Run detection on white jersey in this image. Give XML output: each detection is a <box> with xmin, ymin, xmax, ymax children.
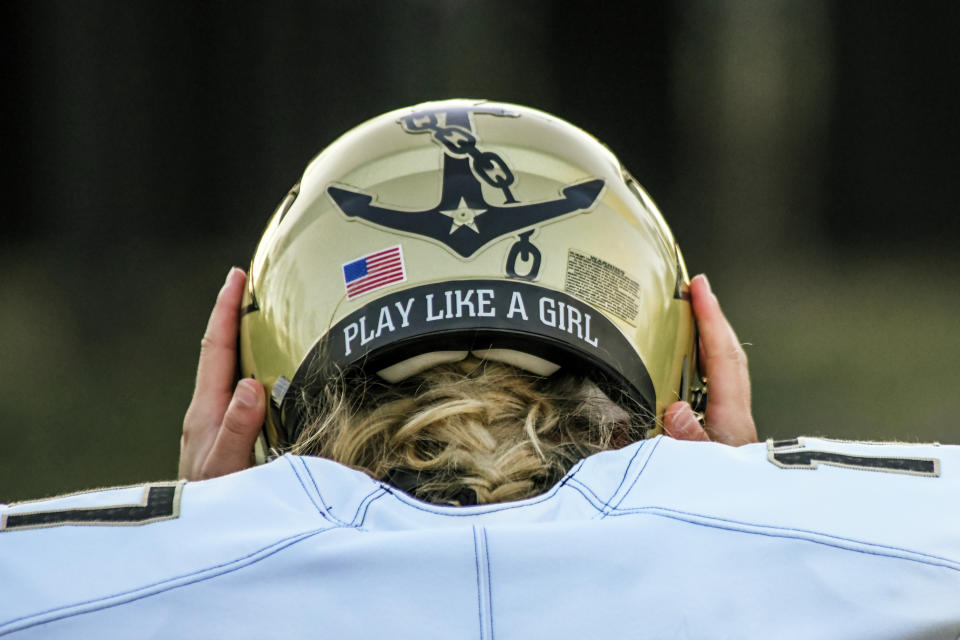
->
<box><xmin>2</xmin><ymin>436</ymin><xmax>959</xmax><ymax>639</ymax></box>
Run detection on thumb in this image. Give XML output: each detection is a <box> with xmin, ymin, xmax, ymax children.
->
<box><xmin>200</xmin><ymin>378</ymin><xmax>265</xmax><ymax>479</ymax></box>
<box><xmin>663</xmin><ymin>401</ymin><xmax>710</xmax><ymax>442</ymax></box>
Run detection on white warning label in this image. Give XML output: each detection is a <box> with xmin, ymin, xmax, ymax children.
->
<box><xmin>564</xmin><ymin>249</ymin><xmax>641</xmax><ymax>324</ymax></box>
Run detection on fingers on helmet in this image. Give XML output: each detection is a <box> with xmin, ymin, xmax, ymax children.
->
<box><xmin>201</xmin><ymin>379</ymin><xmax>264</xmax><ymax>479</ymax></box>
<box><xmin>195</xmin><ymin>268</ymin><xmax>247</xmax><ymax>400</ymax></box>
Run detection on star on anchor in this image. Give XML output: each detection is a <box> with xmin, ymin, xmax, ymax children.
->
<box><xmin>438</xmin><ymin>197</ymin><xmax>486</xmax><ymax>234</ymax></box>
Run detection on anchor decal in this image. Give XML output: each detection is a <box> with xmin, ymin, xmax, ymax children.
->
<box><xmin>327</xmin><ymin>106</ymin><xmax>604</xmax><ymax>258</ymax></box>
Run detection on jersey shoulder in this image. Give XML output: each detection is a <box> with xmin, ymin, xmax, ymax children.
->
<box><xmin>0</xmin><ymin>457</ymin><xmax>344</xmax><ymax>634</ymax></box>
<box><xmin>605</xmin><ymin>436</ymin><xmax>960</xmax><ymax>563</ymax></box>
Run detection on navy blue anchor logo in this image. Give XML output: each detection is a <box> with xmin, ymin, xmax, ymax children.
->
<box><xmin>327</xmin><ymin>106</ymin><xmax>605</xmax><ymax>262</ymax></box>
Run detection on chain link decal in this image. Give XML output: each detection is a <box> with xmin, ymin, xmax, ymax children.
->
<box><xmin>401</xmin><ymin>112</ymin><xmax>518</xmax><ymax>203</ymax></box>
<box><xmin>505</xmin><ymin>229</ymin><xmax>542</xmax><ymax>280</ymax></box>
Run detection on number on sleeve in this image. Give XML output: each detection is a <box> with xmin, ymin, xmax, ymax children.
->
<box><xmin>1</xmin><ymin>482</ymin><xmax>183</xmax><ymax>532</ymax></box>
<box><xmin>767</xmin><ymin>438</ymin><xmax>939</xmax><ymax>477</ymax></box>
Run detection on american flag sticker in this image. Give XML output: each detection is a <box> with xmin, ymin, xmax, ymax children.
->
<box><xmin>342</xmin><ymin>245</ymin><xmax>407</xmax><ymax>299</ymax></box>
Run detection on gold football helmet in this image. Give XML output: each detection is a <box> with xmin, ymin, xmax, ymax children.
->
<box><xmin>240</xmin><ymin>99</ymin><xmax>699</xmax><ymax>456</ymax></box>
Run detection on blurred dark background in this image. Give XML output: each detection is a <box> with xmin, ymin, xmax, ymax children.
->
<box><xmin>2</xmin><ymin>1</ymin><xmax>958</xmax><ymax>501</ymax></box>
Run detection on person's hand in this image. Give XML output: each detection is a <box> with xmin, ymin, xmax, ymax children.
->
<box><xmin>663</xmin><ymin>274</ymin><xmax>757</xmax><ymax>446</ymax></box>
<box><xmin>179</xmin><ymin>268</ymin><xmax>265</xmax><ymax>480</ymax></box>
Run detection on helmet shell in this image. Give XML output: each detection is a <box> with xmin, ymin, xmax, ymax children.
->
<box><xmin>240</xmin><ymin>99</ymin><xmax>696</xmax><ymax>449</ymax></box>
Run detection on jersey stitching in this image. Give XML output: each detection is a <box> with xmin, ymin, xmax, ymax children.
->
<box><xmin>292</xmin><ymin>456</ymin><xmax>346</xmax><ymax>524</ymax></box>
<box><xmin>563</xmin><ymin>478</ymin><xmax>612</xmax><ymax>513</ymax></box>
<box><xmin>365</xmin><ymin>480</ymin><xmax>607</xmax><ymax>523</ymax></box>
<box><xmin>0</xmin><ymin>526</ymin><xmax>343</xmax><ymax>635</ymax></box>
<box><xmin>282</xmin><ymin>456</ymin><xmax>336</xmax><ymax>523</ymax></box>
<box><xmin>558</xmin><ymin>457</ymin><xmax>587</xmax><ymax>485</ymax></box>
<box><xmin>294</xmin><ymin>455</ymin><xmax>376</xmax><ymax>528</ymax></box>
<box><xmin>471</xmin><ymin>526</ymin><xmax>494</xmax><ymax>640</ymax></box>
<box><xmin>556</xmin><ymin>459</ymin><xmax>600</xmax><ymax>502</ymax></box>
<box><xmin>607</xmin><ymin>436</ymin><xmax>663</xmax><ymax>514</ymax></box>
<box><xmin>375</xmin><ymin>480</ymin><xmax>566</xmax><ymax>516</ymax></box>
<box><xmin>290</xmin><ymin>450</ymin><xmax>612</xmax><ymax>522</ymax></box>
<box><xmin>605</xmin><ymin>506</ymin><xmax>960</xmax><ymax>572</ymax></box>
<box><xmin>593</xmin><ymin>437</ymin><xmax>657</xmax><ymax>517</ymax></box>
<box><xmin>483</xmin><ymin>527</ymin><xmax>495</xmax><ymax>640</ymax></box>
<box><xmin>355</xmin><ymin>490</ymin><xmax>389</xmax><ymax>528</ymax></box>
<box><xmin>597</xmin><ymin>442</ymin><xmax>644</xmax><ymax>512</ymax></box>
<box><xmin>472</xmin><ymin>527</ymin><xmax>484</xmax><ymax>640</ymax></box>
<box><xmin>293</xmin><ymin>455</ymin><xmax>594</xmax><ymax>520</ymax></box>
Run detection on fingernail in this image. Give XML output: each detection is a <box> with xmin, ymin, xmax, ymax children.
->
<box><xmin>698</xmin><ymin>274</ymin><xmax>712</xmax><ymax>294</ymax></box>
<box><xmin>667</xmin><ymin>404</ymin><xmax>699</xmax><ymax>438</ymax></box>
<box><xmin>680</xmin><ymin>407</ymin><xmax>701</xmax><ymax>433</ymax></box>
<box><xmin>234</xmin><ymin>379</ymin><xmax>257</xmax><ymax>407</ymax></box>
<box><xmin>663</xmin><ymin>402</ymin><xmax>687</xmax><ymax>437</ymax></box>
<box><xmin>223</xmin><ymin>267</ymin><xmax>241</xmax><ymax>287</ymax></box>
<box><xmin>219</xmin><ymin>267</ymin><xmax>242</xmax><ymax>298</ymax></box>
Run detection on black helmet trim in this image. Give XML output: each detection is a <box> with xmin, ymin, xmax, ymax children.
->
<box><xmin>276</xmin><ymin>279</ymin><xmax>656</xmax><ymax>446</ymax></box>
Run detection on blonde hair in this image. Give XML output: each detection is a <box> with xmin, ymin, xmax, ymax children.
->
<box><xmin>291</xmin><ymin>357</ymin><xmax>654</xmax><ymax>506</ymax></box>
